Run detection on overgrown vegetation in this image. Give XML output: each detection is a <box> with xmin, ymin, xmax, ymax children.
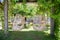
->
<box><xmin>0</xmin><ymin>0</ymin><xmax>60</xmax><ymax>40</ymax></box>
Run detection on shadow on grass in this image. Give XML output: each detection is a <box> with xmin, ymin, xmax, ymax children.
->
<box><xmin>0</xmin><ymin>31</ymin><xmax>56</xmax><ymax>40</ymax></box>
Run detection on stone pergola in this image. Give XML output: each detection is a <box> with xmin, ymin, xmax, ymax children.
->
<box><xmin>2</xmin><ymin>0</ymin><xmax>54</xmax><ymax>36</ymax></box>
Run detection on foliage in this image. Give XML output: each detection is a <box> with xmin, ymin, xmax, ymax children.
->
<box><xmin>51</xmin><ymin>0</ymin><xmax>60</xmax><ymax>40</ymax></box>
<box><xmin>12</xmin><ymin>4</ymin><xmax>37</xmax><ymax>17</ymax></box>
<box><xmin>37</xmin><ymin>0</ymin><xmax>60</xmax><ymax>40</ymax></box>
<box><xmin>0</xmin><ymin>0</ymin><xmax>4</xmax><ymax>11</ymax></box>
<box><xmin>0</xmin><ymin>0</ymin><xmax>60</xmax><ymax>40</ymax></box>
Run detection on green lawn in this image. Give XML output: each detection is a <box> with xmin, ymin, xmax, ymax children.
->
<box><xmin>0</xmin><ymin>31</ymin><xmax>56</xmax><ymax>40</ymax></box>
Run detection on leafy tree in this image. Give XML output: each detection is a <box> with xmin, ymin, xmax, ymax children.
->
<box><xmin>37</xmin><ymin>0</ymin><xmax>60</xmax><ymax>39</ymax></box>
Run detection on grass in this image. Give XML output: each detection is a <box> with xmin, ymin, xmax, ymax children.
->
<box><xmin>0</xmin><ymin>31</ymin><xmax>56</xmax><ymax>40</ymax></box>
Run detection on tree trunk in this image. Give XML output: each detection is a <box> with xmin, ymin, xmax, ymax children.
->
<box><xmin>4</xmin><ymin>0</ymin><xmax>8</xmax><ymax>36</ymax></box>
<box><xmin>50</xmin><ymin>6</ymin><xmax>55</xmax><ymax>36</ymax></box>
<box><xmin>50</xmin><ymin>18</ymin><xmax>54</xmax><ymax>36</ymax></box>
